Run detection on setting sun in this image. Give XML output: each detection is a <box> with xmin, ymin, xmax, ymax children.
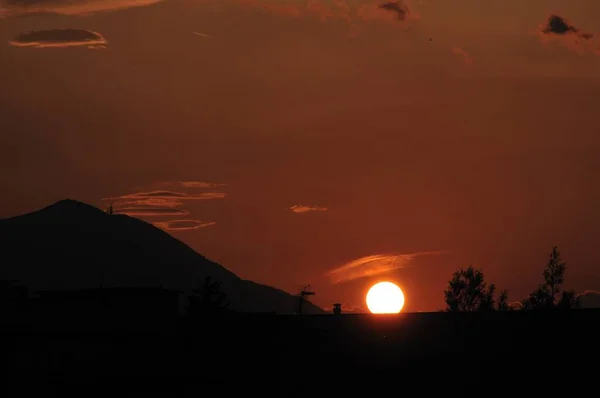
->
<box><xmin>366</xmin><ymin>282</ymin><xmax>405</xmax><ymax>314</ymax></box>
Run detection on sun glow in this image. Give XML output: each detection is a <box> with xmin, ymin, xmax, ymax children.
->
<box><xmin>366</xmin><ymin>281</ymin><xmax>405</xmax><ymax>314</ymax></box>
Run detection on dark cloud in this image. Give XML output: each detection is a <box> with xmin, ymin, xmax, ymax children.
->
<box><xmin>0</xmin><ymin>0</ymin><xmax>162</xmax><ymax>17</ymax></box>
<box><xmin>541</xmin><ymin>15</ymin><xmax>591</xmax><ymax>38</ymax></box>
<box><xmin>379</xmin><ymin>1</ymin><xmax>410</xmax><ymax>21</ymax></box>
<box><xmin>9</xmin><ymin>29</ymin><xmax>107</xmax><ymax>49</ymax></box>
<box><xmin>538</xmin><ymin>14</ymin><xmax>598</xmax><ymax>55</ymax></box>
<box><xmin>153</xmin><ymin>220</ymin><xmax>216</xmax><ymax>231</ymax></box>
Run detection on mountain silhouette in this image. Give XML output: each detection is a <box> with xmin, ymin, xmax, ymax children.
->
<box><xmin>0</xmin><ymin>199</ymin><xmax>322</xmax><ymax>314</ymax></box>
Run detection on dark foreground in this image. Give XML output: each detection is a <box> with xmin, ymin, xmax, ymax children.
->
<box><xmin>3</xmin><ymin>310</ymin><xmax>600</xmax><ymax>396</ymax></box>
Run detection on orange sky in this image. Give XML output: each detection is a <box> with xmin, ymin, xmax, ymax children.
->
<box><xmin>1</xmin><ymin>0</ymin><xmax>600</xmax><ymax>311</ymax></box>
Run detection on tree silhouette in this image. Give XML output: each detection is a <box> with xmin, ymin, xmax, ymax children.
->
<box><xmin>522</xmin><ymin>246</ymin><xmax>579</xmax><ymax>309</ymax></box>
<box><xmin>187</xmin><ymin>276</ymin><xmax>229</xmax><ymax>315</ymax></box>
<box><xmin>558</xmin><ymin>290</ymin><xmax>579</xmax><ymax>309</ymax></box>
<box><xmin>444</xmin><ymin>266</ymin><xmax>506</xmax><ymax>311</ymax></box>
<box><xmin>497</xmin><ymin>289</ymin><xmax>510</xmax><ymax>311</ymax></box>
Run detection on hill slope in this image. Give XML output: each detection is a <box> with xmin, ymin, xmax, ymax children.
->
<box><xmin>0</xmin><ymin>199</ymin><xmax>322</xmax><ymax>314</ymax></box>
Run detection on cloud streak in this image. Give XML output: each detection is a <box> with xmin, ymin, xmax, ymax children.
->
<box><xmin>326</xmin><ymin>251</ymin><xmax>446</xmax><ymax>284</ymax></box>
<box><xmin>9</xmin><ymin>29</ymin><xmax>107</xmax><ymax>49</ymax></box>
<box><xmin>289</xmin><ymin>204</ymin><xmax>328</xmax><ymax>213</ymax></box>
<box><xmin>107</xmin><ymin>190</ymin><xmax>226</xmax><ymax>201</ymax></box>
<box><xmin>116</xmin><ymin>206</ymin><xmax>189</xmax><ymax>217</ymax></box>
<box><xmin>0</xmin><ymin>0</ymin><xmax>162</xmax><ymax>17</ymax></box>
<box><xmin>153</xmin><ymin>219</ymin><xmax>216</xmax><ymax>231</ymax></box>
<box><xmin>193</xmin><ymin>32</ymin><xmax>211</xmax><ymax>38</ymax></box>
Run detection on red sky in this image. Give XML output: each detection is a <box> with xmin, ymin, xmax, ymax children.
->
<box><xmin>1</xmin><ymin>0</ymin><xmax>600</xmax><ymax>311</ymax></box>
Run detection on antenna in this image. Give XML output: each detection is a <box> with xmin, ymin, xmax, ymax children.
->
<box><xmin>297</xmin><ymin>284</ymin><xmax>315</xmax><ymax>315</ymax></box>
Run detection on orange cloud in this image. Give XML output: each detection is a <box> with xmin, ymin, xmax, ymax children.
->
<box><xmin>104</xmin><ymin>190</ymin><xmax>226</xmax><ymax>202</ymax></box>
<box><xmin>289</xmin><ymin>204</ymin><xmax>328</xmax><ymax>213</ymax></box>
<box><xmin>509</xmin><ymin>301</ymin><xmax>523</xmax><ymax>310</ymax></box>
<box><xmin>0</xmin><ymin>0</ymin><xmax>162</xmax><ymax>17</ymax></box>
<box><xmin>153</xmin><ymin>219</ymin><xmax>216</xmax><ymax>231</ymax></box>
<box><xmin>116</xmin><ymin>206</ymin><xmax>190</xmax><ymax>217</ymax></box>
<box><xmin>577</xmin><ymin>290</ymin><xmax>600</xmax><ymax>308</ymax></box>
<box><xmin>146</xmin><ymin>181</ymin><xmax>226</xmax><ymax>190</ymax></box>
<box><xmin>452</xmin><ymin>47</ymin><xmax>473</xmax><ymax>66</ymax></box>
<box><xmin>326</xmin><ymin>251</ymin><xmax>446</xmax><ymax>284</ymax></box>
<box><xmin>9</xmin><ymin>29</ymin><xmax>107</xmax><ymax>49</ymax></box>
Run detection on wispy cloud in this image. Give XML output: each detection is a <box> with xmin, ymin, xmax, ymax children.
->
<box><xmin>9</xmin><ymin>29</ymin><xmax>107</xmax><ymax>49</ymax></box>
<box><xmin>116</xmin><ymin>206</ymin><xmax>189</xmax><ymax>217</ymax></box>
<box><xmin>537</xmin><ymin>14</ymin><xmax>599</xmax><ymax>56</ymax></box>
<box><xmin>452</xmin><ymin>47</ymin><xmax>473</xmax><ymax>66</ymax></box>
<box><xmin>193</xmin><ymin>32</ymin><xmax>211</xmax><ymax>38</ymax></box>
<box><xmin>153</xmin><ymin>219</ymin><xmax>216</xmax><ymax>231</ymax></box>
<box><xmin>289</xmin><ymin>204</ymin><xmax>328</xmax><ymax>213</ymax></box>
<box><xmin>0</xmin><ymin>0</ymin><xmax>163</xmax><ymax>17</ymax></box>
<box><xmin>106</xmin><ymin>191</ymin><xmax>226</xmax><ymax>201</ymax></box>
<box><xmin>326</xmin><ymin>251</ymin><xmax>446</xmax><ymax>284</ymax></box>
<box><xmin>102</xmin><ymin>180</ymin><xmax>225</xmax><ymax>222</ymax></box>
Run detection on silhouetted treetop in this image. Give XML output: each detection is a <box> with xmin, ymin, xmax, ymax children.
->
<box><xmin>522</xmin><ymin>246</ymin><xmax>579</xmax><ymax>310</ymax></box>
<box><xmin>444</xmin><ymin>266</ymin><xmax>508</xmax><ymax>312</ymax></box>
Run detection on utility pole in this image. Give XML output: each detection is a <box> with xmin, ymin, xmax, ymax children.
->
<box><xmin>297</xmin><ymin>285</ymin><xmax>315</xmax><ymax>315</ymax></box>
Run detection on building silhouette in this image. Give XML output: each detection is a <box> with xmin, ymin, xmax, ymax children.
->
<box><xmin>333</xmin><ymin>303</ymin><xmax>342</xmax><ymax>315</ymax></box>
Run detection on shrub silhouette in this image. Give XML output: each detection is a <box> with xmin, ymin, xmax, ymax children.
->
<box><xmin>187</xmin><ymin>276</ymin><xmax>229</xmax><ymax>315</ymax></box>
